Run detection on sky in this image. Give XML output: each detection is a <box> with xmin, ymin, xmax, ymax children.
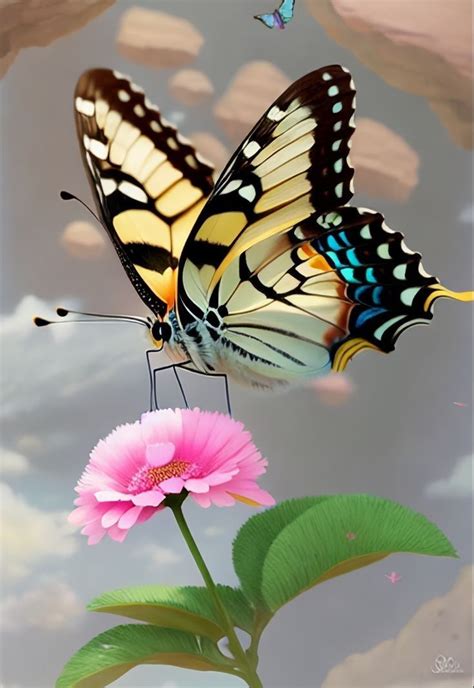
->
<box><xmin>0</xmin><ymin>1</ymin><xmax>472</xmax><ymax>687</ymax></box>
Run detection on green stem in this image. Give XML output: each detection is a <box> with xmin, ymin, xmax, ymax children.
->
<box><xmin>171</xmin><ymin>502</ymin><xmax>263</xmax><ymax>688</ymax></box>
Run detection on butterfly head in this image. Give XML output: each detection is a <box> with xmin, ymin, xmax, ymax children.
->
<box><xmin>150</xmin><ymin>318</ymin><xmax>172</xmax><ymax>350</ymax></box>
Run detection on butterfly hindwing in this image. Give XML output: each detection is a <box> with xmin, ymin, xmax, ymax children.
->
<box><xmin>206</xmin><ymin>206</ymin><xmax>450</xmax><ymax>385</ymax></box>
<box><xmin>74</xmin><ymin>68</ymin><xmax>215</xmax><ymax>316</ymax></box>
<box><xmin>178</xmin><ymin>64</ymin><xmax>356</xmax><ymax>327</ymax></box>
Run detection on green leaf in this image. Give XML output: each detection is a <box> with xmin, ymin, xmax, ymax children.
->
<box><xmin>88</xmin><ymin>585</ymin><xmax>253</xmax><ymax>640</ymax></box>
<box><xmin>233</xmin><ymin>497</ymin><xmax>329</xmax><ymax>606</ymax></box>
<box><xmin>234</xmin><ymin>494</ymin><xmax>457</xmax><ymax>613</ymax></box>
<box><xmin>56</xmin><ymin>624</ymin><xmax>229</xmax><ymax>688</ymax></box>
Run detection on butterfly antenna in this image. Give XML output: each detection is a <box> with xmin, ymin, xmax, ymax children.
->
<box><xmin>60</xmin><ymin>190</ymin><xmax>102</xmax><ymax>226</ymax></box>
<box><xmin>55</xmin><ymin>307</ymin><xmax>150</xmax><ymax>327</ymax></box>
<box><xmin>34</xmin><ymin>308</ymin><xmax>150</xmax><ymax>329</ymax></box>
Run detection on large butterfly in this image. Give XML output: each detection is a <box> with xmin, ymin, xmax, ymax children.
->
<box><xmin>45</xmin><ymin>66</ymin><xmax>472</xmax><ymax>408</ymax></box>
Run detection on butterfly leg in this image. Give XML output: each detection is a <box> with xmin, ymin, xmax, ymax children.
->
<box><xmin>145</xmin><ymin>349</ymin><xmax>155</xmax><ymax>412</ymax></box>
<box><xmin>173</xmin><ymin>367</ymin><xmax>190</xmax><ymax>409</ymax></box>
<box><xmin>179</xmin><ymin>366</ymin><xmax>233</xmax><ymax>416</ymax></box>
<box><xmin>146</xmin><ymin>358</ymin><xmax>192</xmax><ymax>411</ymax></box>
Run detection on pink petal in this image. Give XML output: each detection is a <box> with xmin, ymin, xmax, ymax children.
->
<box><xmin>209</xmin><ymin>491</ymin><xmax>236</xmax><ymax>507</ymax></box>
<box><xmin>131</xmin><ymin>490</ymin><xmax>166</xmax><ymax>507</ymax></box>
<box><xmin>146</xmin><ymin>442</ymin><xmax>176</xmax><ymax>467</ymax></box>
<box><xmin>88</xmin><ymin>531</ymin><xmax>106</xmax><ymax>545</ymax></box>
<box><xmin>205</xmin><ymin>471</ymin><xmax>237</xmax><ymax>486</ymax></box>
<box><xmin>95</xmin><ymin>490</ymin><xmax>132</xmax><ymax>503</ymax></box>
<box><xmin>159</xmin><ymin>477</ymin><xmax>184</xmax><ymax>493</ymax></box>
<box><xmin>68</xmin><ymin>506</ymin><xmax>94</xmax><ymax>525</ymax></box>
<box><xmin>107</xmin><ymin>524</ymin><xmax>129</xmax><ymax>542</ymax></box>
<box><xmin>101</xmin><ymin>504</ymin><xmax>129</xmax><ymax>528</ymax></box>
<box><xmin>229</xmin><ymin>487</ymin><xmax>276</xmax><ymax>507</ymax></box>
<box><xmin>118</xmin><ymin>505</ymin><xmax>143</xmax><ymax>529</ymax></box>
<box><xmin>184</xmin><ymin>478</ymin><xmax>210</xmax><ymax>494</ymax></box>
<box><xmin>190</xmin><ymin>492</ymin><xmax>212</xmax><ymax>508</ymax></box>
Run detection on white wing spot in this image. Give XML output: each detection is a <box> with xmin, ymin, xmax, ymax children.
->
<box><xmin>322</xmin><ymin>72</ymin><xmax>333</xmax><ymax>81</ymax></box>
<box><xmin>75</xmin><ymin>97</ymin><xmax>95</xmax><ymax>116</ymax></box>
<box><xmin>177</xmin><ymin>133</ymin><xmax>191</xmax><ymax>145</ymax></box>
<box><xmin>118</xmin><ymin>90</ymin><xmax>131</xmax><ymax>102</ymax></box>
<box><xmin>134</xmin><ymin>104</ymin><xmax>145</xmax><ymax>117</ymax></box>
<box><xmin>238</xmin><ymin>185</ymin><xmax>256</xmax><ymax>203</ymax></box>
<box><xmin>334</xmin><ymin>121</ymin><xmax>342</xmax><ymax>132</ymax></box>
<box><xmin>243</xmin><ymin>141</ymin><xmax>261</xmax><ymax>158</ymax></box>
<box><xmin>89</xmin><ymin>139</ymin><xmax>108</xmax><ymax>160</ymax></box>
<box><xmin>400</xmin><ymin>287</ymin><xmax>420</xmax><ymax>306</ymax></box>
<box><xmin>377</xmin><ymin>243</ymin><xmax>391</xmax><ymax>260</ymax></box>
<box><xmin>328</xmin><ymin>85</ymin><xmax>339</xmax><ymax>96</ymax></box>
<box><xmin>150</xmin><ymin>121</ymin><xmax>162</xmax><ymax>133</ymax></box>
<box><xmin>335</xmin><ymin>182</ymin><xmax>343</xmax><ymax>198</ymax></box>
<box><xmin>82</xmin><ymin>134</ymin><xmax>91</xmax><ymax>150</ymax></box>
<box><xmin>100</xmin><ymin>178</ymin><xmax>117</xmax><ymax>196</ymax></box>
<box><xmin>400</xmin><ymin>240</ymin><xmax>415</xmax><ymax>255</ymax></box>
<box><xmin>113</xmin><ymin>70</ymin><xmax>126</xmax><ymax>80</ymax></box>
<box><xmin>196</xmin><ymin>152</ymin><xmax>213</xmax><ymax>166</ymax></box>
<box><xmin>167</xmin><ymin>138</ymin><xmax>178</xmax><ymax>150</ymax></box>
<box><xmin>118</xmin><ymin>181</ymin><xmax>148</xmax><ymax>203</ymax></box>
<box><xmin>393</xmin><ymin>264</ymin><xmax>407</xmax><ymax>280</ymax></box>
<box><xmin>221</xmin><ymin>180</ymin><xmax>242</xmax><ymax>195</ymax></box>
<box><xmin>267</xmin><ymin>105</ymin><xmax>285</xmax><ymax>122</ymax></box>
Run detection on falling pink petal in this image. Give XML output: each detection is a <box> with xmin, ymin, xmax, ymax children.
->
<box><xmin>346</xmin><ymin>531</ymin><xmax>357</xmax><ymax>541</ymax></box>
<box><xmin>311</xmin><ymin>373</ymin><xmax>355</xmax><ymax>406</ymax></box>
<box><xmin>452</xmin><ymin>401</ymin><xmax>468</xmax><ymax>407</ymax></box>
<box><xmin>385</xmin><ymin>572</ymin><xmax>402</xmax><ymax>584</ymax></box>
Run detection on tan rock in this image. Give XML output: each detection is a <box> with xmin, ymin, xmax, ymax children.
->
<box><xmin>214</xmin><ymin>61</ymin><xmax>291</xmax><ymax>142</ymax></box>
<box><xmin>169</xmin><ymin>69</ymin><xmax>214</xmax><ymax>106</ymax></box>
<box><xmin>116</xmin><ymin>7</ymin><xmax>204</xmax><ymax>70</ymax></box>
<box><xmin>61</xmin><ymin>221</ymin><xmax>106</xmax><ymax>259</ymax></box>
<box><xmin>0</xmin><ymin>0</ymin><xmax>115</xmax><ymax>78</ymax></box>
<box><xmin>322</xmin><ymin>565</ymin><xmax>473</xmax><ymax>687</ymax></box>
<box><xmin>351</xmin><ymin>118</ymin><xmax>419</xmax><ymax>203</ymax></box>
<box><xmin>311</xmin><ymin>374</ymin><xmax>355</xmax><ymax>406</ymax></box>
<box><xmin>189</xmin><ymin>132</ymin><xmax>230</xmax><ymax>174</ymax></box>
<box><xmin>304</xmin><ymin>0</ymin><xmax>473</xmax><ymax>149</ymax></box>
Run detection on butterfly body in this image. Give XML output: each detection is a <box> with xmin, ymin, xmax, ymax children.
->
<box><xmin>69</xmin><ymin>66</ymin><xmax>472</xmax><ymax>398</ymax></box>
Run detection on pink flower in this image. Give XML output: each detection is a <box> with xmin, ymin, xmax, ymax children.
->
<box><xmin>69</xmin><ymin>408</ymin><xmax>275</xmax><ymax>544</ymax></box>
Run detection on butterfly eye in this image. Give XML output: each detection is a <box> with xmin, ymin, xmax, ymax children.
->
<box><xmin>151</xmin><ymin>320</ymin><xmax>172</xmax><ymax>343</ymax></box>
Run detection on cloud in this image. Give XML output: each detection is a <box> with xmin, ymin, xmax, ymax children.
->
<box><xmin>322</xmin><ymin>566</ymin><xmax>473</xmax><ymax>687</ymax></box>
<box><xmin>1</xmin><ymin>579</ymin><xmax>83</xmax><ymax>631</ymax></box>
<box><xmin>0</xmin><ymin>483</ymin><xmax>78</xmax><ymax>582</ymax></box>
<box><xmin>424</xmin><ymin>454</ymin><xmax>473</xmax><ymax>498</ymax></box>
<box><xmin>135</xmin><ymin>543</ymin><xmax>183</xmax><ymax>568</ymax></box>
<box><xmin>0</xmin><ymin>446</ymin><xmax>30</xmax><ymax>476</ymax></box>
<box><xmin>0</xmin><ymin>295</ymin><xmax>149</xmax><ymax>421</ymax></box>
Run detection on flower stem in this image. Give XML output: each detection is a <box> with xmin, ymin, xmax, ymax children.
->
<box><xmin>171</xmin><ymin>503</ymin><xmax>263</xmax><ymax>688</ymax></box>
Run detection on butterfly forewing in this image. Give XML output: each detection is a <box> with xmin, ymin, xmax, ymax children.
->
<box><xmin>74</xmin><ymin>68</ymin><xmax>214</xmax><ymax>316</ymax></box>
<box><xmin>178</xmin><ymin>65</ymin><xmax>356</xmax><ymax>326</ymax></box>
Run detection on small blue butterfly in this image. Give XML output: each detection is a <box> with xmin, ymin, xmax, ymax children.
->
<box><xmin>254</xmin><ymin>0</ymin><xmax>295</xmax><ymax>29</ymax></box>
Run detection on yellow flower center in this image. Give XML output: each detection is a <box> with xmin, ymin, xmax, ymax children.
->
<box><xmin>146</xmin><ymin>460</ymin><xmax>190</xmax><ymax>486</ymax></box>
